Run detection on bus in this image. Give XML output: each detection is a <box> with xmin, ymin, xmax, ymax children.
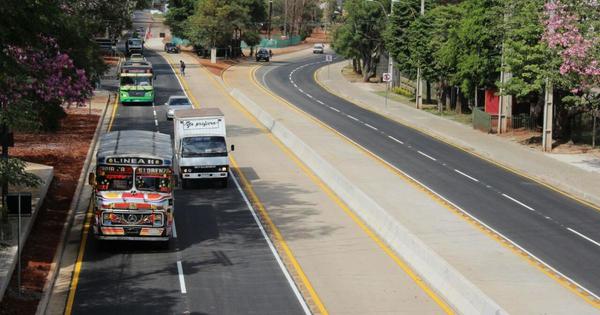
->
<box><xmin>119</xmin><ymin>63</ymin><xmax>154</xmax><ymax>105</ymax></box>
<box><xmin>89</xmin><ymin>130</ymin><xmax>175</xmax><ymax>243</ymax></box>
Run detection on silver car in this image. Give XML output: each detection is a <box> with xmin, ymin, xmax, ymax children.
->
<box><xmin>165</xmin><ymin>96</ymin><xmax>192</xmax><ymax>119</ymax></box>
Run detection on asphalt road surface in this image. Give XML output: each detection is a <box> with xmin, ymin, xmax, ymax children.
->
<box><xmin>258</xmin><ymin>54</ymin><xmax>600</xmax><ymax>298</ymax></box>
<box><xmin>69</xmin><ymin>20</ymin><xmax>307</xmax><ymax>315</ymax></box>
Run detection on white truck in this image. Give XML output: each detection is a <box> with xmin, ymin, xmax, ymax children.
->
<box><xmin>173</xmin><ymin>108</ymin><xmax>233</xmax><ymax>188</ymax></box>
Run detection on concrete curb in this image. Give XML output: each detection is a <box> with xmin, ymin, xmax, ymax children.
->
<box><xmin>229</xmin><ymin>88</ymin><xmax>507</xmax><ymax>315</ymax></box>
<box><xmin>35</xmin><ymin>93</ymin><xmax>112</xmax><ymax>315</ymax></box>
<box><xmin>316</xmin><ymin>62</ymin><xmax>600</xmax><ymax>210</ymax></box>
<box><xmin>0</xmin><ymin>166</ymin><xmax>53</xmax><ymax>302</ymax></box>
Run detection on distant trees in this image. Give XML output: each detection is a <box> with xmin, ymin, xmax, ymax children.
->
<box><xmin>332</xmin><ymin>0</ymin><xmax>600</xmax><ymax>141</ymax></box>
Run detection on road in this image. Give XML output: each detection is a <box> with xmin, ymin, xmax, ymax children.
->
<box><xmin>258</xmin><ymin>54</ymin><xmax>600</xmax><ymax>297</ymax></box>
<box><xmin>69</xmin><ymin>18</ymin><xmax>307</xmax><ymax>315</ymax></box>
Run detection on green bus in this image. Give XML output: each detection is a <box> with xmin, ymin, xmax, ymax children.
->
<box><xmin>119</xmin><ymin>70</ymin><xmax>154</xmax><ymax>105</ymax></box>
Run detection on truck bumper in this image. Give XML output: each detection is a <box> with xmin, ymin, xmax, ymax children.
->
<box><xmin>181</xmin><ymin>172</ymin><xmax>228</xmax><ymax>179</ymax></box>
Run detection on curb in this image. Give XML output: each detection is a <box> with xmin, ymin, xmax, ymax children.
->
<box><xmin>228</xmin><ymin>88</ymin><xmax>506</xmax><ymax>315</ymax></box>
<box><xmin>0</xmin><ymin>166</ymin><xmax>53</xmax><ymax>302</ymax></box>
<box><xmin>35</xmin><ymin>93</ymin><xmax>112</xmax><ymax>315</ymax></box>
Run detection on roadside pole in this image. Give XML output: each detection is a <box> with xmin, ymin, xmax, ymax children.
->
<box><xmin>382</xmin><ymin>72</ymin><xmax>392</xmax><ymax>110</ymax></box>
<box><xmin>17</xmin><ymin>195</ymin><xmax>21</xmax><ymax>297</ymax></box>
<box><xmin>326</xmin><ymin>54</ymin><xmax>333</xmax><ymax>79</ymax></box>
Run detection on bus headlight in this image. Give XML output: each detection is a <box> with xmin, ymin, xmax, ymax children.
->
<box><xmin>153</xmin><ymin>213</ymin><xmax>163</xmax><ymax>227</ymax></box>
<box><xmin>218</xmin><ymin>166</ymin><xmax>228</xmax><ymax>172</ymax></box>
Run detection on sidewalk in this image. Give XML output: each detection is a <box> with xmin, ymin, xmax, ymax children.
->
<box><xmin>0</xmin><ymin>163</ymin><xmax>53</xmax><ymax>301</ymax></box>
<box><xmin>317</xmin><ymin>60</ymin><xmax>600</xmax><ymax>208</ymax></box>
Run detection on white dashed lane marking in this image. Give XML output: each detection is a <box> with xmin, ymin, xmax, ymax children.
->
<box><xmin>329</xmin><ymin>107</ymin><xmax>340</xmax><ymax>112</ymax></box>
<box><xmin>502</xmin><ymin>194</ymin><xmax>535</xmax><ymax>211</ymax></box>
<box><xmin>567</xmin><ymin>228</ymin><xmax>600</xmax><ymax>247</ymax></box>
<box><xmin>347</xmin><ymin>115</ymin><xmax>360</xmax><ymax>122</ymax></box>
<box><xmin>388</xmin><ymin>135</ymin><xmax>404</xmax><ymax>144</ymax></box>
<box><xmin>364</xmin><ymin>123</ymin><xmax>378</xmax><ymax>131</ymax></box>
<box><xmin>177</xmin><ymin>261</ymin><xmax>187</xmax><ymax>294</ymax></box>
<box><xmin>417</xmin><ymin>151</ymin><xmax>437</xmax><ymax>161</ymax></box>
<box><xmin>454</xmin><ymin>169</ymin><xmax>480</xmax><ymax>182</ymax></box>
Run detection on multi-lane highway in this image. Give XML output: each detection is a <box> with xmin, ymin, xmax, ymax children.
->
<box><xmin>257</xmin><ymin>54</ymin><xmax>600</xmax><ymax>298</ymax></box>
<box><xmin>68</xmin><ymin>20</ymin><xmax>307</xmax><ymax>315</ymax></box>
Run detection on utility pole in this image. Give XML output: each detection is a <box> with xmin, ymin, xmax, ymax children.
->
<box><xmin>387</xmin><ymin>0</ymin><xmax>398</xmax><ymax>94</ymax></box>
<box><xmin>415</xmin><ymin>0</ymin><xmax>425</xmax><ymax>109</ymax></box>
<box><xmin>542</xmin><ymin>78</ymin><xmax>554</xmax><ymax>152</ymax></box>
<box><xmin>268</xmin><ymin>0</ymin><xmax>273</xmax><ymax>40</ymax></box>
<box><xmin>284</xmin><ymin>0</ymin><xmax>288</xmax><ymax>37</ymax></box>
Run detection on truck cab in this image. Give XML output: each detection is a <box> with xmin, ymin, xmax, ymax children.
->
<box><xmin>173</xmin><ymin>108</ymin><xmax>233</xmax><ymax>188</ymax></box>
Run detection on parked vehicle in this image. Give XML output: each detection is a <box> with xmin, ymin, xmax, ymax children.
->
<box><xmin>164</xmin><ymin>42</ymin><xmax>180</xmax><ymax>54</ymax></box>
<box><xmin>256</xmin><ymin>48</ymin><xmax>270</xmax><ymax>62</ymax></box>
<box><xmin>173</xmin><ymin>108</ymin><xmax>233</xmax><ymax>188</ymax></box>
<box><xmin>313</xmin><ymin>43</ymin><xmax>325</xmax><ymax>54</ymax></box>
<box><xmin>88</xmin><ymin>130</ymin><xmax>175</xmax><ymax>244</ymax></box>
<box><xmin>165</xmin><ymin>95</ymin><xmax>192</xmax><ymax>119</ymax></box>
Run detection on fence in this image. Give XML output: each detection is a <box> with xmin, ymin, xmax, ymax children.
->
<box><xmin>246</xmin><ymin>35</ymin><xmax>302</xmax><ymax>48</ymax></box>
<box><xmin>510</xmin><ymin>113</ymin><xmax>537</xmax><ymax>131</ymax></box>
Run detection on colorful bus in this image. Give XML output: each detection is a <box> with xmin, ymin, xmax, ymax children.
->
<box><xmin>89</xmin><ymin>130</ymin><xmax>175</xmax><ymax>243</ymax></box>
<box><xmin>119</xmin><ymin>63</ymin><xmax>154</xmax><ymax>105</ymax></box>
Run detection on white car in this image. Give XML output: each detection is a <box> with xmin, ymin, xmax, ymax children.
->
<box><xmin>165</xmin><ymin>96</ymin><xmax>192</xmax><ymax>119</ymax></box>
<box><xmin>129</xmin><ymin>53</ymin><xmax>145</xmax><ymax>61</ymax></box>
<box><xmin>313</xmin><ymin>43</ymin><xmax>325</xmax><ymax>54</ymax></box>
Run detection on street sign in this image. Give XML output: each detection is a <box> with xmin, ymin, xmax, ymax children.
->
<box><xmin>325</xmin><ymin>54</ymin><xmax>333</xmax><ymax>62</ymax></box>
<box><xmin>382</xmin><ymin>72</ymin><xmax>392</xmax><ymax>82</ymax></box>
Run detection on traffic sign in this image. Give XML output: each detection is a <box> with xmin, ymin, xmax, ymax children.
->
<box><xmin>382</xmin><ymin>72</ymin><xmax>392</xmax><ymax>82</ymax></box>
<box><xmin>325</xmin><ymin>54</ymin><xmax>333</xmax><ymax>62</ymax></box>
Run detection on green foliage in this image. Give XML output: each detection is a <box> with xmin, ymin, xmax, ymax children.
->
<box><xmin>185</xmin><ymin>0</ymin><xmax>249</xmax><ymax>48</ymax></box>
<box><xmin>392</xmin><ymin>86</ymin><xmax>414</xmax><ymax>97</ymax></box>
<box><xmin>332</xmin><ymin>0</ymin><xmax>387</xmax><ymax>81</ymax></box>
<box><xmin>0</xmin><ymin>158</ymin><xmax>41</xmax><ymax>189</ymax></box>
<box><xmin>384</xmin><ymin>0</ymin><xmax>422</xmax><ymax>78</ymax></box>
<box><xmin>165</xmin><ymin>0</ymin><xmax>196</xmax><ymax>39</ymax></box>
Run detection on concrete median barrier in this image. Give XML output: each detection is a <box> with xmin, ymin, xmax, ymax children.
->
<box><xmin>229</xmin><ymin>88</ymin><xmax>507</xmax><ymax>315</ymax></box>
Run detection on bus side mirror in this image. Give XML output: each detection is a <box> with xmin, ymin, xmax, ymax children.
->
<box><xmin>230</xmin><ymin>144</ymin><xmax>235</xmax><ymax>152</ymax></box>
<box><xmin>88</xmin><ymin>172</ymin><xmax>96</xmax><ymax>186</ymax></box>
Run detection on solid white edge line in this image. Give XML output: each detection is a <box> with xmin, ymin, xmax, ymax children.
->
<box><xmin>567</xmin><ymin>228</ymin><xmax>600</xmax><ymax>247</ymax></box>
<box><xmin>300</xmin><ymin>118</ymin><xmax>600</xmax><ymax>300</ymax></box>
<box><xmin>230</xmin><ymin>170</ymin><xmax>312</xmax><ymax>314</ymax></box>
<box><xmin>417</xmin><ymin>150</ymin><xmax>437</xmax><ymax>161</ymax></box>
<box><xmin>454</xmin><ymin>169</ymin><xmax>480</xmax><ymax>182</ymax></box>
<box><xmin>387</xmin><ymin>135</ymin><xmax>404</xmax><ymax>144</ymax></box>
<box><xmin>177</xmin><ymin>260</ymin><xmax>187</xmax><ymax>294</ymax></box>
<box><xmin>364</xmin><ymin>123</ymin><xmax>378</xmax><ymax>131</ymax></box>
<box><xmin>501</xmin><ymin>193</ymin><xmax>535</xmax><ymax>211</ymax></box>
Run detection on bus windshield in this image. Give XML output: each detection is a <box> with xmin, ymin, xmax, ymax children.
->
<box><xmin>96</xmin><ymin>166</ymin><xmax>134</xmax><ymax>191</ymax></box>
<box><xmin>120</xmin><ymin>76</ymin><xmax>152</xmax><ymax>86</ymax></box>
<box><xmin>135</xmin><ymin>167</ymin><xmax>172</xmax><ymax>193</ymax></box>
<box><xmin>182</xmin><ymin>136</ymin><xmax>227</xmax><ymax>158</ymax></box>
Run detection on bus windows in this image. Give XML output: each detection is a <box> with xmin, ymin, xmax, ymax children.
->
<box><xmin>96</xmin><ymin>166</ymin><xmax>134</xmax><ymax>191</ymax></box>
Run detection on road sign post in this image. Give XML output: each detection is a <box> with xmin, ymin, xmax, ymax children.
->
<box><xmin>382</xmin><ymin>72</ymin><xmax>392</xmax><ymax>110</ymax></box>
<box><xmin>325</xmin><ymin>54</ymin><xmax>333</xmax><ymax>79</ymax></box>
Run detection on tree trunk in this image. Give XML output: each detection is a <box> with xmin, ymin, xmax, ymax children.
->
<box><xmin>426</xmin><ymin>81</ymin><xmax>432</xmax><ymax>104</ymax></box>
<box><xmin>456</xmin><ymin>88</ymin><xmax>464</xmax><ymax>114</ymax></box>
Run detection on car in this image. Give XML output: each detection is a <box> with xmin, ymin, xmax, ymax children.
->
<box><xmin>313</xmin><ymin>43</ymin><xmax>325</xmax><ymax>54</ymax></box>
<box><xmin>129</xmin><ymin>53</ymin><xmax>145</xmax><ymax>62</ymax></box>
<box><xmin>164</xmin><ymin>42</ymin><xmax>180</xmax><ymax>54</ymax></box>
<box><xmin>165</xmin><ymin>96</ymin><xmax>193</xmax><ymax>119</ymax></box>
<box><xmin>256</xmin><ymin>48</ymin><xmax>270</xmax><ymax>62</ymax></box>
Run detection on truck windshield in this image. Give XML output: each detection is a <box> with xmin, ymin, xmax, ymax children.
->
<box><xmin>120</xmin><ymin>76</ymin><xmax>152</xmax><ymax>86</ymax></box>
<box><xmin>128</xmin><ymin>39</ymin><xmax>142</xmax><ymax>46</ymax></box>
<box><xmin>96</xmin><ymin>166</ymin><xmax>134</xmax><ymax>191</ymax></box>
<box><xmin>135</xmin><ymin>167</ymin><xmax>172</xmax><ymax>192</ymax></box>
<box><xmin>182</xmin><ymin>136</ymin><xmax>227</xmax><ymax>157</ymax></box>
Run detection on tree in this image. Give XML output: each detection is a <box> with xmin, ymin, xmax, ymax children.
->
<box><xmin>185</xmin><ymin>0</ymin><xmax>249</xmax><ymax>49</ymax></box>
<box><xmin>384</xmin><ymin>0</ymin><xmax>423</xmax><ymax>79</ymax></box>
<box><xmin>332</xmin><ymin>0</ymin><xmax>387</xmax><ymax>82</ymax></box>
<box><xmin>243</xmin><ymin>30</ymin><xmax>261</xmax><ymax>56</ymax></box>
<box><xmin>165</xmin><ymin>0</ymin><xmax>196</xmax><ymax>39</ymax></box>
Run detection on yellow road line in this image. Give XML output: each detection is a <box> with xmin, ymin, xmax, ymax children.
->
<box><xmin>106</xmin><ymin>95</ymin><xmax>119</xmax><ymax>131</ymax></box>
<box><xmin>249</xmin><ymin>62</ymin><xmax>600</xmax><ymax>308</ymax></box>
<box><xmin>188</xmin><ymin>56</ymin><xmax>329</xmax><ymax>315</ymax></box>
<box><xmin>221</xmin><ymin>65</ymin><xmax>455</xmax><ymax>314</ymax></box>
<box><xmin>64</xmin><ymin>203</ymin><xmax>94</xmax><ymax>315</ymax></box>
<box><xmin>229</xmin><ymin>155</ymin><xmax>328</xmax><ymax>315</ymax></box>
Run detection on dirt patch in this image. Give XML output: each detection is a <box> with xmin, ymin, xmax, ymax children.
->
<box><xmin>0</xmin><ymin>110</ymin><xmax>99</xmax><ymax>315</ymax></box>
